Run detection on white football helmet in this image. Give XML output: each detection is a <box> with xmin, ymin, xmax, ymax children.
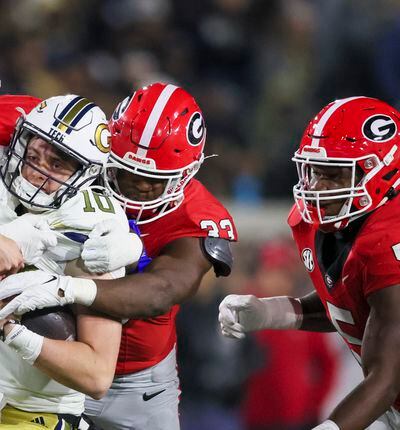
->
<box><xmin>0</xmin><ymin>95</ymin><xmax>111</xmax><ymax>211</ymax></box>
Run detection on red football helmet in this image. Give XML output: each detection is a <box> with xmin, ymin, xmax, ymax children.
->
<box><xmin>293</xmin><ymin>96</ymin><xmax>400</xmax><ymax>230</ymax></box>
<box><xmin>104</xmin><ymin>82</ymin><xmax>206</xmax><ymax>223</ymax></box>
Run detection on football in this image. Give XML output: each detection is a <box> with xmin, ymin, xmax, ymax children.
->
<box><xmin>21</xmin><ymin>306</ymin><xmax>76</xmax><ymax>341</ymax></box>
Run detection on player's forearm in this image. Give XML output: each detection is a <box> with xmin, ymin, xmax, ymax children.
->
<box><xmin>90</xmin><ymin>273</ymin><xmax>170</xmax><ymax>318</ymax></box>
<box><xmin>299</xmin><ymin>290</ymin><xmax>336</xmax><ymax>332</ymax></box>
<box><xmin>299</xmin><ymin>312</ymin><xmax>335</xmax><ymax>332</ymax></box>
<box><xmin>35</xmin><ymin>339</ymin><xmax>117</xmax><ymax>399</ymax></box>
<box><xmin>327</xmin><ymin>371</ymin><xmax>398</xmax><ymax>430</ymax></box>
<box><xmin>92</xmin><ymin>270</ymin><xmax>199</xmax><ymax>319</ymax></box>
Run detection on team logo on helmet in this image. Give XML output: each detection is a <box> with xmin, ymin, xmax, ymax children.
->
<box><xmin>112</xmin><ymin>94</ymin><xmax>133</xmax><ymax>121</ymax></box>
<box><xmin>53</xmin><ymin>97</ymin><xmax>96</xmax><ymax>135</ymax></box>
<box><xmin>37</xmin><ymin>101</ymin><xmax>47</xmax><ymax>112</ymax></box>
<box><xmin>362</xmin><ymin>114</ymin><xmax>397</xmax><ymax>142</ymax></box>
<box><xmin>301</xmin><ymin>248</ymin><xmax>314</xmax><ymax>272</ymax></box>
<box><xmin>187</xmin><ymin>112</ymin><xmax>205</xmax><ymax>146</ymax></box>
<box><xmin>94</xmin><ymin>123</ymin><xmax>111</xmax><ymax>153</ymax></box>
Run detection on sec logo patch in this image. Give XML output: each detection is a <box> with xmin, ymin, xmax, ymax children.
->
<box><xmin>302</xmin><ymin>248</ymin><xmax>314</xmax><ymax>272</ymax></box>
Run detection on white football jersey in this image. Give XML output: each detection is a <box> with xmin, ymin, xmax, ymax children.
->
<box><xmin>0</xmin><ymin>184</ymin><xmax>129</xmax><ymax>415</ymax></box>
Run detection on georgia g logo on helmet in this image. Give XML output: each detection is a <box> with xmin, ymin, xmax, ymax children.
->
<box><xmin>362</xmin><ymin>114</ymin><xmax>397</xmax><ymax>142</ymax></box>
<box><xmin>187</xmin><ymin>112</ymin><xmax>205</xmax><ymax>146</ymax></box>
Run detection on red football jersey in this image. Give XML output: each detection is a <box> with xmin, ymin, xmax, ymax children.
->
<box><xmin>0</xmin><ymin>95</ymin><xmax>41</xmax><ymax>146</ymax></box>
<box><xmin>288</xmin><ymin>195</ymin><xmax>400</xmax><ymax>410</ymax></box>
<box><xmin>116</xmin><ymin>178</ymin><xmax>237</xmax><ymax>374</ymax></box>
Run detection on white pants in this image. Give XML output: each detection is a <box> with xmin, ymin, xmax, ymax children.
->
<box><xmin>84</xmin><ymin>347</ymin><xmax>180</xmax><ymax>430</ymax></box>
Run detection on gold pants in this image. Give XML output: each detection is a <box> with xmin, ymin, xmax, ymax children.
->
<box><xmin>0</xmin><ymin>405</ymin><xmax>74</xmax><ymax>429</ymax></box>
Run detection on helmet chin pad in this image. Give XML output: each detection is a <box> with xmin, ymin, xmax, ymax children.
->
<box><xmin>12</xmin><ymin>174</ymin><xmax>58</xmax><ymax>212</ymax></box>
<box><xmin>8</xmin><ymin>165</ymin><xmax>85</xmax><ymax>212</ymax></box>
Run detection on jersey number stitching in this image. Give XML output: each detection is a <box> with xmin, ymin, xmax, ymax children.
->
<box><xmin>327</xmin><ymin>301</ymin><xmax>362</xmax><ymax>347</ymax></box>
<box><xmin>200</xmin><ymin>219</ymin><xmax>235</xmax><ymax>240</ymax></box>
<box><xmin>82</xmin><ymin>190</ymin><xmax>115</xmax><ymax>213</ymax></box>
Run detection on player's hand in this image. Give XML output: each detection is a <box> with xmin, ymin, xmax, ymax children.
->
<box><xmin>219</xmin><ymin>294</ymin><xmax>304</xmax><ymax>339</ymax></box>
<box><xmin>0</xmin><ymin>215</ymin><xmax>57</xmax><ymax>264</ymax></box>
<box><xmin>0</xmin><ymin>234</ymin><xmax>24</xmax><ymax>277</ymax></box>
<box><xmin>0</xmin><ymin>271</ymin><xmax>97</xmax><ymax>318</ymax></box>
<box><xmin>81</xmin><ymin>219</ymin><xmax>143</xmax><ymax>273</ymax></box>
<box><xmin>219</xmin><ymin>294</ymin><xmax>268</xmax><ymax>339</ymax></box>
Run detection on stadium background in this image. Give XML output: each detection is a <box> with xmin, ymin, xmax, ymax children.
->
<box><xmin>1</xmin><ymin>0</ymin><xmax>399</xmax><ymax>428</ymax></box>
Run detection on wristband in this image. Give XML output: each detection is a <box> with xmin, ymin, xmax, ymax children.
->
<box><xmin>4</xmin><ymin>324</ymin><xmax>44</xmax><ymax>365</ymax></box>
<box><xmin>259</xmin><ymin>296</ymin><xmax>303</xmax><ymax>330</ymax></box>
<box><xmin>312</xmin><ymin>420</ymin><xmax>340</xmax><ymax>430</ymax></box>
<box><xmin>70</xmin><ymin>278</ymin><xmax>97</xmax><ymax>306</ymax></box>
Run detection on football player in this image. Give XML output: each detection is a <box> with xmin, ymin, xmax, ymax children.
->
<box><xmin>0</xmin><ymin>94</ymin><xmax>142</xmax><ymax>429</ymax></box>
<box><xmin>219</xmin><ymin>97</ymin><xmax>400</xmax><ymax>430</ymax></box>
<box><xmin>0</xmin><ymin>83</ymin><xmax>238</xmax><ymax>430</ymax></box>
<box><xmin>0</xmin><ymin>96</ymin><xmax>57</xmax><ymax>278</ymax></box>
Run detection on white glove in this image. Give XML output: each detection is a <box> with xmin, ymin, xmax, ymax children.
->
<box><xmin>218</xmin><ymin>294</ymin><xmax>303</xmax><ymax>339</ymax></box>
<box><xmin>81</xmin><ymin>219</ymin><xmax>143</xmax><ymax>273</ymax></box>
<box><xmin>0</xmin><ymin>270</ymin><xmax>97</xmax><ymax>318</ymax></box>
<box><xmin>0</xmin><ymin>215</ymin><xmax>57</xmax><ymax>265</ymax></box>
<box><xmin>312</xmin><ymin>420</ymin><xmax>340</xmax><ymax>430</ymax></box>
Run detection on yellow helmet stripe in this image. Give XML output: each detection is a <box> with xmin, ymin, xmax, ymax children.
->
<box><xmin>56</xmin><ymin>98</ymin><xmax>92</xmax><ymax>132</ymax></box>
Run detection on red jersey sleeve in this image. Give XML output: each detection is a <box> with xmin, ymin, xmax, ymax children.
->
<box><xmin>358</xmin><ymin>202</ymin><xmax>400</xmax><ymax>296</ymax></box>
<box><xmin>184</xmin><ymin>184</ymin><xmax>237</xmax><ymax>241</ymax></box>
<box><xmin>0</xmin><ymin>95</ymin><xmax>41</xmax><ymax>146</ymax></box>
<box><xmin>141</xmin><ymin>180</ymin><xmax>237</xmax><ymax>256</ymax></box>
<box><xmin>361</xmin><ymin>230</ymin><xmax>400</xmax><ymax>296</ymax></box>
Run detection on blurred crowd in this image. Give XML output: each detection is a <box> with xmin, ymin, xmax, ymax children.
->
<box><xmin>0</xmin><ymin>0</ymin><xmax>390</xmax><ymax>428</ymax></box>
<box><xmin>2</xmin><ymin>0</ymin><xmax>400</xmax><ymax>201</ymax></box>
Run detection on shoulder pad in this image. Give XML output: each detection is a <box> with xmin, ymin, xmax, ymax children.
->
<box><xmin>201</xmin><ymin>237</ymin><xmax>233</xmax><ymax>277</ymax></box>
<box><xmin>287</xmin><ymin>204</ymin><xmax>303</xmax><ymax>228</ymax></box>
